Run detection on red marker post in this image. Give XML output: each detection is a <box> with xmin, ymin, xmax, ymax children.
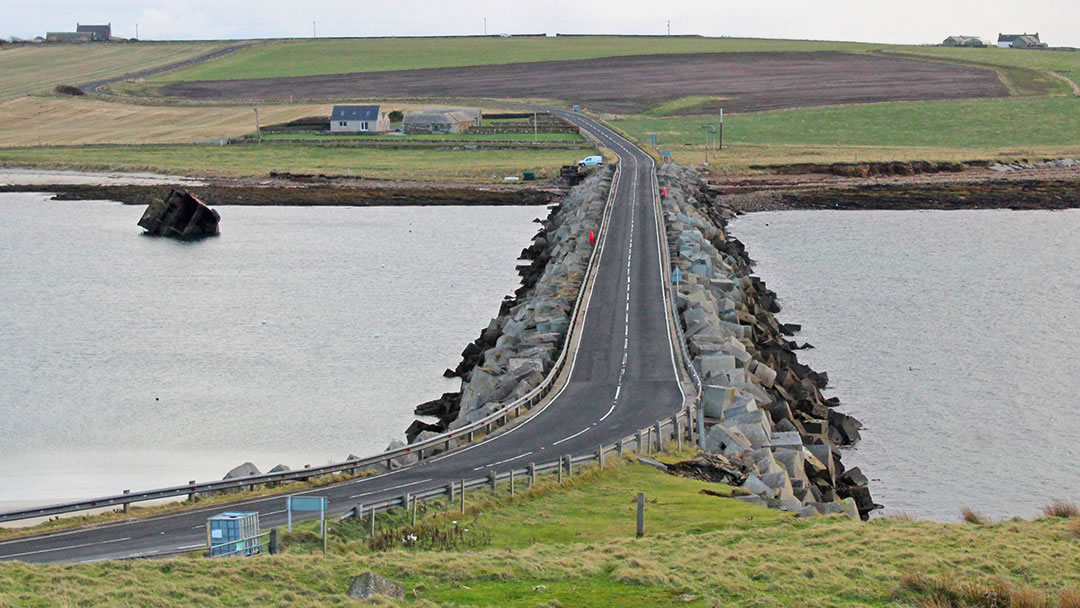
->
<box><xmin>589</xmin><ymin>231</ymin><xmax>595</xmax><ymax>246</ymax></box>
<box><xmin>661</xmin><ymin>187</ymin><xmax>667</xmax><ymax>200</ymax></box>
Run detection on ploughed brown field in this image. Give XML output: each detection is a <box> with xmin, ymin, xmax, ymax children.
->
<box><xmin>155</xmin><ymin>51</ymin><xmax>1007</xmax><ymax>114</ymax></box>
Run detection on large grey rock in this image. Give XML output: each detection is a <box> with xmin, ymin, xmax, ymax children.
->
<box><xmin>768</xmin><ymin>432</ymin><xmax>804</xmax><ymax>449</ymax></box>
<box><xmin>347</xmin><ymin>572</ymin><xmax>405</xmax><ymax>600</ymax></box>
<box><xmin>772</xmin><ymin>448</ymin><xmax>812</xmax><ymax>490</ymax></box>
<box><xmin>224</xmin><ymin>462</ymin><xmax>261</xmax><ymax>479</ymax></box>
<box><xmin>702</xmin><ymin>385</ymin><xmax>737</xmax><ymax>418</ymax></box>
<box><xmin>839</xmin><ymin>497</ymin><xmax>860</xmax><ymax>521</ymax></box>
<box><xmin>703</xmin><ymin>424</ymin><xmax>752</xmax><ymax>456</ymax></box>
<box><xmin>385</xmin><ymin>439</ymin><xmax>418</xmax><ymax>469</ymax></box>
<box><xmin>695</xmin><ymin>353</ymin><xmax>737</xmax><ymax>379</ymax></box>
<box><xmin>741</xmin><ymin>474</ymin><xmax>771</xmax><ymax>496</ymax></box>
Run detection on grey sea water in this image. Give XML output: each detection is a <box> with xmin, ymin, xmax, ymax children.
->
<box><xmin>0</xmin><ymin>193</ymin><xmax>542</xmax><ymax>510</ymax></box>
<box><xmin>731</xmin><ymin>209</ymin><xmax>1080</xmax><ymax>521</ymax></box>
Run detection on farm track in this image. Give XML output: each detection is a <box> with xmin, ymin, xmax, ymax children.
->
<box><xmin>151</xmin><ymin>51</ymin><xmax>1008</xmax><ymax>114</ymax></box>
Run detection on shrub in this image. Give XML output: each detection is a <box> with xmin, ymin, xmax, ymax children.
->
<box><xmin>54</xmin><ymin>84</ymin><xmax>85</xmax><ymax>96</ymax></box>
<box><xmin>388</xmin><ymin>110</ymin><xmax>404</xmax><ymax>122</ymax></box>
<box><xmin>1041</xmin><ymin>500</ymin><xmax>1080</xmax><ymax>519</ymax></box>
<box><xmin>961</xmin><ymin>507</ymin><xmax>987</xmax><ymax>524</ymax></box>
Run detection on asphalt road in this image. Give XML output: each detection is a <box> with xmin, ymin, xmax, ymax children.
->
<box><xmin>0</xmin><ymin>113</ymin><xmax>686</xmax><ymax>563</ymax></box>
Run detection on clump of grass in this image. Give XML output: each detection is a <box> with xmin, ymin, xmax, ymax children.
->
<box><xmin>1068</xmin><ymin>519</ymin><xmax>1080</xmax><ymax>539</ymax></box>
<box><xmin>1041</xmin><ymin>500</ymin><xmax>1080</xmax><ymax>519</ymax></box>
<box><xmin>1059</xmin><ymin>588</ymin><xmax>1080</xmax><ymax>608</ymax></box>
<box><xmin>961</xmin><ymin>507</ymin><xmax>988</xmax><ymax>524</ymax></box>
<box><xmin>1009</xmin><ymin>586</ymin><xmax>1048</xmax><ymax>608</ymax></box>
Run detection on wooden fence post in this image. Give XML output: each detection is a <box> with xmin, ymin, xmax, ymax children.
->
<box><xmin>636</xmin><ymin>493</ymin><xmax>645</xmax><ymax>537</ymax></box>
<box><xmin>529</xmin><ymin>462</ymin><xmax>536</xmax><ymax>486</ymax></box>
<box><xmin>489</xmin><ymin>470</ymin><xmax>497</xmax><ymax>494</ymax></box>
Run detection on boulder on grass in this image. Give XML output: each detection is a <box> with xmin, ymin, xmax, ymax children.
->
<box><xmin>347</xmin><ymin>572</ymin><xmax>405</xmax><ymax>600</ymax></box>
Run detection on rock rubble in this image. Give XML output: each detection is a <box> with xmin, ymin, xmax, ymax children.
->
<box><xmin>401</xmin><ymin>167</ymin><xmax>615</xmax><ymax>446</ymax></box>
<box><xmin>660</xmin><ymin>163</ymin><xmax>880</xmax><ymax>520</ymax></box>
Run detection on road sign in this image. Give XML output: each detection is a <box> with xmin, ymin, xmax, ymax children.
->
<box><xmin>671</xmin><ymin>267</ymin><xmax>682</xmax><ymax>285</ymax></box>
<box><xmin>288</xmin><ymin>496</ymin><xmax>327</xmax><ymax>512</ymax></box>
<box><xmin>650</xmin><ymin>133</ymin><xmax>658</xmax><ymax>145</ymax></box>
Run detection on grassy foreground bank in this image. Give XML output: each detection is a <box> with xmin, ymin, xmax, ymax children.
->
<box><xmin>2</xmin><ymin>459</ymin><xmax>1078</xmax><ymax>607</ymax></box>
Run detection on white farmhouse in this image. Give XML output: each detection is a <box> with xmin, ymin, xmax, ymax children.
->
<box><xmin>330</xmin><ymin>105</ymin><xmax>390</xmax><ymax>134</ymax></box>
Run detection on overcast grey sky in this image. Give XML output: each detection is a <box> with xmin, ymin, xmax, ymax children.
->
<box><xmin>5</xmin><ymin>1</ymin><xmax>1077</xmax><ymax>47</ymax></box>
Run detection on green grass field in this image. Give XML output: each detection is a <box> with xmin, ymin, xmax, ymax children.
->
<box><xmin>2</xmin><ymin>458</ymin><xmax>1078</xmax><ymax>607</ymax></box>
<box><xmin>262</xmin><ymin>132</ymin><xmax>585</xmax><ymax>142</ymax></box>
<box><xmin>156</xmin><ymin>36</ymin><xmax>878</xmax><ymax>82</ymax></box>
<box><xmin>0</xmin><ymin>42</ymin><xmax>227</xmax><ymax>102</ymax></box>
<box><xmin>619</xmin><ymin>96</ymin><xmax>1080</xmax><ymax>149</ymax></box>
<box><xmin>0</xmin><ymin>143</ymin><xmax>582</xmax><ymax>181</ymax></box>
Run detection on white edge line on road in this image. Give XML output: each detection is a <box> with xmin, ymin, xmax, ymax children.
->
<box><xmin>349</xmin><ymin>478</ymin><xmax>432</xmax><ymax>500</ymax></box>
<box><xmin>552</xmin><ymin>427</ymin><xmax>591</xmax><ymax>446</ymax></box>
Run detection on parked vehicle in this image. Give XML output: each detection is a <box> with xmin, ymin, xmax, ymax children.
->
<box><xmin>578</xmin><ymin>155</ymin><xmax>603</xmax><ymax>167</ymax></box>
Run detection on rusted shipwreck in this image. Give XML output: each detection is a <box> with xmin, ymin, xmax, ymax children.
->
<box><xmin>138</xmin><ymin>189</ymin><xmax>220</xmax><ymax>237</ymax></box>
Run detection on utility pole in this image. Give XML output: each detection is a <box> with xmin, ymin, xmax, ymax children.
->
<box><xmin>313</xmin><ymin>21</ymin><xmax>316</xmax><ymax>38</ymax></box>
<box><xmin>533</xmin><ymin>111</ymin><xmax>537</xmax><ymax>143</ymax></box>
<box><xmin>254</xmin><ymin>107</ymin><xmax>261</xmax><ymax>142</ymax></box>
<box><xmin>135</xmin><ymin>23</ymin><xmax>139</xmax><ymax>40</ymax></box>
<box><xmin>718</xmin><ymin>108</ymin><xmax>724</xmax><ymax>150</ymax></box>
<box><xmin>667</xmin><ymin>20</ymin><xmax>671</xmax><ymax>36</ymax></box>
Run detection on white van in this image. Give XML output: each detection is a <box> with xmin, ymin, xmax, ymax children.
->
<box><xmin>578</xmin><ymin>155</ymin><xmax>603</xmax><ymax>167</ymax></box>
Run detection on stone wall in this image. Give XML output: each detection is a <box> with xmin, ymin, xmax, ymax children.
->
<box><xmin>660</xmin><ymin>163</ymin><xmax>879</xmax><ymax>520</ymax></box>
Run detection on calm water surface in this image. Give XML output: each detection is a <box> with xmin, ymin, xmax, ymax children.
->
<box><xmin>0</xmin><ymin>193</ymin><xmax>541</xmax><ymax>510</ymax></box>
<box><xmin>732</xmin><ymin>209</ymin><xmax>1080</xmax><ymax>521</ymax></box>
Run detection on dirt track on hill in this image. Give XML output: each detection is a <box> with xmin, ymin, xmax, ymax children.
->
<box><xmin>155</xmin><ymin>51</ymin><xmax>1007</xmax><ymax>114</ymax></box>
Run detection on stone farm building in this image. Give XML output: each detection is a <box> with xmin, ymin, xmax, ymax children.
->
<box><xmin>997</xmin><ymin>33</ymin><xmax>1047</xmax><ymax>49</ymax></box>
<box><xmin>330</xmin><ymin>105</ymin><xmax>390</xmax><ymax>133</ymax></box>
<box><xmin>403</xmin><ymin>109</ymin><xmax>481</xmax><ymax>134</ymax></box>
<box><xmin>46</xmin><ymin>23</ymin><xmax>111</xmax><ymax>42</ymax></box>
<box><xmin>942</xmin><ymin>35</ymin><xmax>987</xmax><ymax>47</ymax></box>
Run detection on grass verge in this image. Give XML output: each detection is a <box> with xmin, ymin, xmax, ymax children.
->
<box><xmin>1</xmin><ymin>457</ymin><xmax>1078</xmax><ymax>607</ymax></box>
<box><xmin>0</xmin><ymin>143</ymin><xmax>585</xmax><ymax>182</ymax></box>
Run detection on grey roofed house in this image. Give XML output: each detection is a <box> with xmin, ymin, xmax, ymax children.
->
<box><xmin>942</xmin><ymin>35</ymin><xmax>986</xmax><ymax>47</ymax></box>
<box><xmin>998</xmin><ymin>32</ymin><xmax>1043</xmax><ymax>48</ymax></box>
<box><xmin>76</xmin><ymin>23</ymin><xmax>111</xmax><ymax>41</ymax></box>
<box><xmin>329</xmin><ymin>105</ymin><xmax>390</xmax><ymax>133</ymax></box>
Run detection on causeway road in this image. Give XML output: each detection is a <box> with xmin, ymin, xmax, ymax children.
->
<box><xmin>0</xmin><ymin>112</ymin><xmax>686</xmax><ymax>563</ymax></box>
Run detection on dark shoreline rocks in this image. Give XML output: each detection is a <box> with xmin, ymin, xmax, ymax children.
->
<box><xmin>719</xmin><ymin>177</ymin><xmax>1080</xmax><ymax>213</ymax></box>
<box><xmin>402</xmin><ymin>167</ymin><xmax>614</xmax><ymax>443</ymax></box>
<box><xmin>0</xmin><ymin>183</ymin><xmax>559</xmax><ymax>207</ymax></box>
<box><xmin>660</xmin><ymin>163</ymin><xmax>880</xmax><ymax>519</ymax></box>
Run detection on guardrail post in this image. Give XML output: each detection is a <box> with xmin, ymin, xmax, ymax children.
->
<box><xmin>122</xmin><ymin>489</ymin><xmax>130</xmax><ymax>513</ymax></box>
<box><xmin>618</xmin><ymin>438</ymin><xmax>625</xmax><ymax>458</ymax></box>
<box><xmin>566</xmin><ymin>455</ymin><xmax>572</xmax><ymax>477</ymax></box>
<box><xmin>558</xmin><ymin>457</ymin><xmax>564</xmax><ymax>484</ymax></box>
<box><xmin>402</xmin><ymin>492</ymin><xmax>410</xmax><ymax>514</ymax></box>
<box><xmin>448</xmin><ymin>481</ymin><xmax>456</xmax><ymax>503</ymax></box>
<box><xmin>674</xmin><ymin>414</ymin><xmax>682</xmax><ymax>451</ymax></box>
<box><xmin>354</xmin><ymin>503</ymin><xmax>363</xmax><ymax>520</ymax></box>
<box><xmin>598</xmin><ymin>444</ymin><xmax>605</xmax><ymax>468</ymax></box>
<box><xmin>460</xmin><ymin>479</ymin><xmax>466</xmax><ymax>513</ymax></box>
<box><xmin>489</xmin><ymin>470</ymin><xmax>497</xmax><ymax>494</ymax></box>
<box><xmin>529</xmin><ymin>462</ymin><xmax>536</xmax><ymax>486</ymax></box>
<box><xmin>411</xmin><ymin>495</ymin><xmax>418</xmax><ymax>526</ymax></box>
<box><xmin>188</xmin><ymin>480</ymin><xmax>196</xmax><ymax>502</ymax></box>
<box><xmin>655</xmin><ymin>422</ymin><xmax>664</xmax><ymax>452</ymax></box>
<box><xmin>370</xmin><ymin>506</ymin><xmax>376</xmax><ymax>537</ymax></box>
<box><xmin>510</xmin><ymin>470</ymin><xmax>515</xmax><ymax>496</ymax></box>
<box><xmin>636</xmin><ymin>431</ymin><xmax>643</xmax><ymax>453</ymax></box>
<box><xmin>636</xmin><ymin>492</ymin><xmax>646</xmax><ymax>537</ymax></box>
<box><xmin>269</xmin><ymin>528</ymin><xmax>279</xmax><ymax>555</ymax></box>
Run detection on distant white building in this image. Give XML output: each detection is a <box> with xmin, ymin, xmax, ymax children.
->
<box><xmin>330</xmin><ymin>105</ymin><xmax>390</xmax><ymax>133</ymax></box>
<box><xmin>997</xmin><ymin>32</ymin><xmax>1047</xmax><ymax>49</ymax></box>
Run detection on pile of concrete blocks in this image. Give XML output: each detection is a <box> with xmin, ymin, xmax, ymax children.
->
<box><xmin>659</xmin><ymin>163</ymin><xmax>878</xmax><ymax>520</ymax></box>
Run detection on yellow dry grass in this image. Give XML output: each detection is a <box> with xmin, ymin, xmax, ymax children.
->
<box><xmin>0</xmin><ymin>42</ymin><xmax>226</xmax><ymax>102</ymax></box>
<box><xmin>0</xmin><ymin>97</ymin><xmax>327</xmax><ymax>146</ymax></box>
